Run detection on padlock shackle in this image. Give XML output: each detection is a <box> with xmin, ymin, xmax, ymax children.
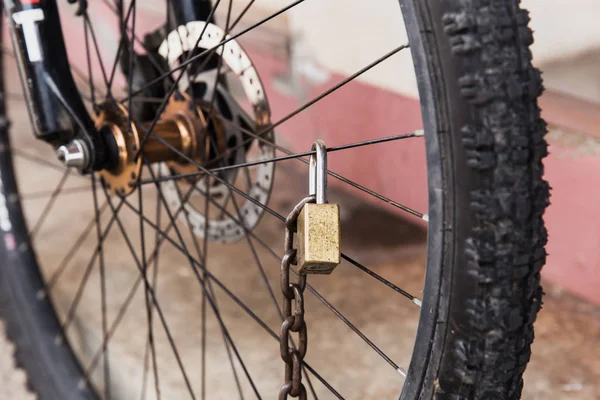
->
<box><xmin>309</xmin><ymin>140</ymin><xmax>327</xmax><ymax>204</ymax></box>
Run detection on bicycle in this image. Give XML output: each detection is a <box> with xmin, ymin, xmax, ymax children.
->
<box><xmin>0</xmin><ymin>0</ymin><xmax>549</xmax><ymax>399</ymax></box>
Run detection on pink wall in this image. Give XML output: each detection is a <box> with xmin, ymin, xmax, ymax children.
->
<box><xmin>542</xmin><ymin>145</ymin><xmax>600</xmax><ymax>302</ymax></box>
<box><xmin>250</xmin><ymin>48</ymin><xmax>600</xmax><ymax>306</ymax></box>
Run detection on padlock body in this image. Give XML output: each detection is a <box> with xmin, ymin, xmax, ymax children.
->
<box><xmin>297</xmin><ymin>203</ymin><xmax>341</xmax><ymax>274</ymax></box>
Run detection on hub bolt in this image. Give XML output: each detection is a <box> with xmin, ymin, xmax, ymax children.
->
<box><xmin>57</xmin><ymin>139</ymin><xmax>89</xmax><ymax>170</ymax></box>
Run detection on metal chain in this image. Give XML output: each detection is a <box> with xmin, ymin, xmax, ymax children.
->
<box><xmin>279</xmin><ymin>194</ymin><xmax>316</xmax><ymax>400</ymax></box>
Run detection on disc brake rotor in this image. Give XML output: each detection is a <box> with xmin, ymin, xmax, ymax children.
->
<box><xmin>157</xmin><ymin>21</ymin><xmax>275</xmax><ymax>243</ymax></box>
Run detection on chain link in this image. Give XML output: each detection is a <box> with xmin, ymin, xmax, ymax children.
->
<box><xmin>279</xmin><ymin>195</ymin><xmax>315</xmax><ymax>399</ymax></box>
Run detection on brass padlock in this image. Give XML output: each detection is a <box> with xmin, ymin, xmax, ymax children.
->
<box><xmin>297</xmin><ymin>140</ymin><xmax>341</xmax><ymax>274</ymax></box>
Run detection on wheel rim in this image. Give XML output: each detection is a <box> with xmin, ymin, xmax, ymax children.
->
<box><xmin>0</xmin><ymin>1</ymin><xmax>449</xmax><ymax>398</ymax></box>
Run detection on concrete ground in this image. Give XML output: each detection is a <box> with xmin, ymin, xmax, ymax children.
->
<box><xmin>0</xmin><ymin>53</ymin><xmax>599</xmax><ymax>400</ymax></box>
<box><xmin>3</xmin><ymin>286</ymin><xmax>600</xmax><ymax>400</ymax></box>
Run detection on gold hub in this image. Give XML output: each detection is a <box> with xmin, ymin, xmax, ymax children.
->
<box><xmin>97</xmin><ymin>95</ymin><xmax>210</xmax><ymax>196</ymax></box>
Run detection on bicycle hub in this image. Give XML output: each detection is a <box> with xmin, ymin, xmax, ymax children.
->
<box><xmin>93</xmin><ymin>94</ymin><xmax>225</xmax><ymax>196</ymax></box>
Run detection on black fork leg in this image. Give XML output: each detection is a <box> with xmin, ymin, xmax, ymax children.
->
<box><xmin>169</xmin><ymin>0</ymin><xmax>215</xmax><ymax>27</ymax></box>
<box><xmin>3</xmin><ymin>0</ymin><xmax>215</xmax><ymax>171</ymax></box>
<box><xmin>2</xmin><ymin>0</ymin><xmax>108</xmax><ymax>170</ymax></box>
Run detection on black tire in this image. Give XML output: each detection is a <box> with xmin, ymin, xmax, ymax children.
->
<box><xmin>0</xmin><ymin>16</ymin><xmax>97</xmax><ymax>399</ymax></box>
<box><xmin>401</xmin><ymin>0</ymin><xmax>548</xmax><ymax>398</ymax></box>
<box><xmin>0</xmin><ymin>0</ymin><xmax>548</xmax><ymax>399</ymax></box>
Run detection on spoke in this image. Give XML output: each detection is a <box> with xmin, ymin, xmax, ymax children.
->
<box><xmin>208</xmin><ymin>107</ymin><xmax>318</xmax><ymax>397</ymax></box>
<box><xmin>140</xmin><ymin>314</ymin><xmax>150</xmax><ymax>400</ymax></box>
<box><xmin>242</xmin><ymin>168</ymin><xmax>252</xmax><ymax>193</ymax></box>
<box><xmin>142</xmin><ymin>133</ymin><xmax>282</xmax><ymax>220</ymax></box>
<box><xmin>36</xmin><ymin>3</ymin><xmax>419</xmax><ymax>395</ymax></box>
<box><xmin>229</xmin><ymin>0</ymin><xmax>256</xmax><ymax>31</ymax></box>
<box><xmin>126</xmin><ymin>2</ymin><xmax>162</xmax><ymax>394</ymax></box>
<box><xmin>134</xmin><ymin>0</ymin><xmax>224</xmax><ymax>157</ymax></box>
<box><xmin>126</xmin><ymin>0</ymin><xmax>137</xmax><ymax>137</ymax></box>
<box><xmin>122</xmin><ymin>198</ymin><xmax>273</xmax><ymax>331</ymax></box>
<box><xmin>0</xmin><ymin>44</ymin><xmax>103</xmax><ymax>100</ymax></box>
<box><xmin>228</xmin><ymin>193</ymin><xmax>319</xmax><ymax>399</ymax></box>
<box><xmin>137</xmin><ymin>42</ymin><xmax>409</xmax><ymax>168</ymax></box>
<box><xmin>12</xmin><ymin>149</ymin><xmax>78</xmax><ymax>175</ymax></box>
<box><xmin>81</xmin><ymin>270</ymin><xmax>144</xmax><ymax>391</ymax></box>
<box><xmin>135</xmin><ymin>39</ymin><xmax>157</xmax><ymax>391</ymax></box>
<box><xmin>107</xmin><ymin>0</ymin><xmax>136</xmax><ymax>93</ymax></box>
<box><xmin>143</xmin><ymin>130</ymin><xmax>424</xmax><ymax>182</ymax></box>
<box><xmin>201</xmin><ymin>284</ymin><xmax>208</xmax><ymax>400</ymax></box>
<box><xmin>222</xmin><ymin>117</ymin><xmax>427</xmax><ymax>220</ymax></box>
<box><xmin>133</xmin><ymin>43</ymin><xmax>424</xmax><ymax>220</ymax></box>
<box><xmin>174</xmin><ymin>181</ymin><xmax>244</xmax><ymax>400</ymax></box>
<box><xmin>341</xmin><ymin>254</ymin><xmax>420</xmax><ymax>306</ymax></box>
<box><xmin>144</xmin><ymin>161</ymin><xmax>262</xmax><ymax>399</ymax></box>
<box><xmin>198</xmin><ymin>186</ymin><xmax>408</xmax><ymax>376</ymax></box>
<box><xmin>303</xmin><ymin>283</ymin><xmax>405</xmax><ymax>376</ymax></box>
<box><xmin>102</xmin><ymin>0</ymin><xmax>254</xmax><ymax>102</ymax></box>
<box><xmin>140</xmin><ymin>334</ymin><xmax>150</xmax><ymax>399</ymax></box>
<box><xmin>21</xmin><ymin>185</ymin><xmax>93</xmax><ymax>201</ymax></box>
<box><xmin>83</xmin><ymin>14</ymin><xmax>111</xmax><ymax>92</ymax></box>
<box><xmin>76</xmin><ymin>167</ymin><xmax>257</xmax><ymax>398</ymax></box>
<box><xmin>122</xmin><ymin>197</ymin><xmax>344</xmax><ymax>399</ymax></box>
<box><xmin>61</xmin><ymin>198</ymin><xmax>126</xmax><ymax>332</ymax></box>
<box><xmin>43</xmin><ymin>74</ymin><xmax>101</xmax><ymax>142</ymax></box>
<box><xmin>216</xmin><ymin>190</ymin><xmax>233</xmax><ymax>220</ymax></box>
<box><xmin>205</xmin><ymin>0</ymin><xmax>234</xmax><ymax>117</ymax></box>
<box><xmin>302</xmin><ymin>363</ymin><xmax>344</xmax><ymax>400</ymax></box>
<box><xmin>138</xmin><ymin>162</ymin><xmax>159</xmax><ymax>400</ymax></box>
<box><xmin>83</xmin><ymin>15</ymin><xmax>97</xmax><ymax>106</ymax></box>
<box><xmin>101</xmin><ymin>183</ymin><xmax>198</xmax><ymax>400</ymax></box>
<box><xmin>147</xmin><ymin>186</ymin><xmax>163</xmax><ymax>400</ymax></box>
<box><xmin>91</xmin><ymin>174</ymin><xmax>111</xmax><ymax>399</ymax></box>
<box><xmin>83</xmin><ymin>182</ymin><xmax>209</xmax><ymax>388</ymax></box>
<box><xmin>99</xmin><ymin>0</ymin><xmax>173</xmax><ymax>77</ymax></box>
<box><xmin>44</xmin><ymin>202</ymin><xmax>108</xmax><ymax>294</ymax></box>
<box><xmin>121</xmin><ymin>0</ymin><xmax>306</xmax><ymax>104</ymax></box>
<box><xmin>164</xmin><ymin>0</ymin><xmax>173</xmax><ymax>73</ymax></box>
<box><xmin>187</xmin><ymin>7</ymin><xmax>252</xmax><ymax>395</ymax></box>
<box><xmin>136</xmin><ymin>130</ymin><xmax>422</xmax><ymax>301</ymax></box>
<box><xmin>29</xmin><ymin>170</ymin><xmax>70</xmax><ymax>238</ymax></box>
<box><xmin>262</xmin><ymin>44</ymin><xmax>409</xmax><ymax>138</ymax></box>
<box><xmin>200</xmin><ymin>183</ymin><xmax>210</xmax><ymax>400</ymax></box>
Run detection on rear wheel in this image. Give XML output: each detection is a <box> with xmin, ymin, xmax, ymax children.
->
<box><xmin>0</xmin><ymin>0</ymin><xmax>548</xmax><ymax>399</ymax></box>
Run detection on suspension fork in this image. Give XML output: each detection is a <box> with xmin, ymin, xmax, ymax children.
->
<box><xmin>170</xmin><ymin>0</ymin><xmax>215</xmax><ymax>27</ymax></box>
<box><xmin>3</xmin><ymin>0</ymin><xmax>106</xmax><ymax>170</ymax></box>
<box><xmin>3</xmin><ymin>0</ymin><xmax>214</xmax><ymax>172</ymax></box>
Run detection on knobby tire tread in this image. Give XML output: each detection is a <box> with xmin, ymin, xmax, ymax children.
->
<box><xmin>435</xmin><ymin>0</ymin><xmax>549</xmax><ymax>398</ymax></box>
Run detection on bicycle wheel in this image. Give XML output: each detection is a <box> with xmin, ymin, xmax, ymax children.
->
<box><xmin>0</xmin><ymin>0</ymin><xmax>549</xmax><ymax>399</ymax></box>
